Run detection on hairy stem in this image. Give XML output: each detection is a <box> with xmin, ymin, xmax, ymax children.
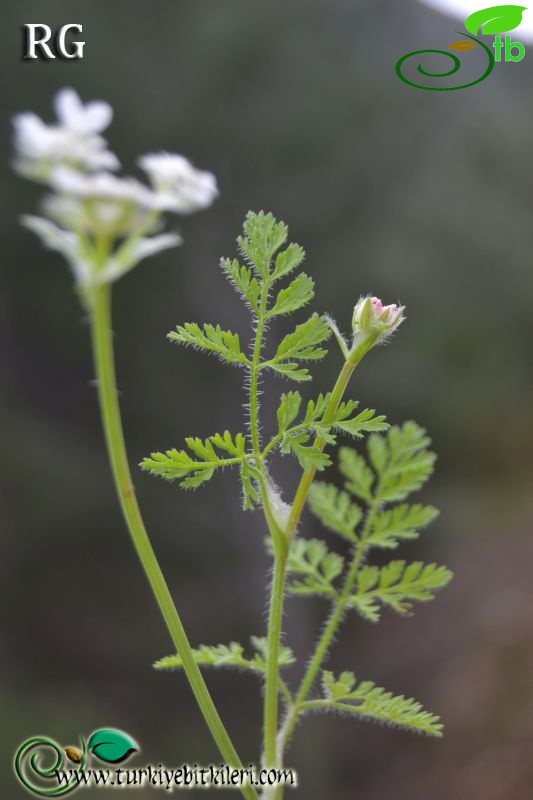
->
<box><xmin>285</xmin><ymin>333</ymin><xmax>378</xmax><ymax>544</ymax></box>
<box><xmin>247</xmin><ymin>281</ymin><xmax>289</xmax><ymax>768</ymax></box>
<box><xmin>263</xmin><ymin>554</ymin><xmax>288</xmax><ymax>767</ymax></box>
<box><xmin>274</xmin><ymin>498</ymin><xmax>379</xmax><ymax>781</ymax></box>
<box><xmin>267</xmin><ymin>332</ymin><xmax>379</xmax><ymax>799</ymax></box>
<box><xmin>91</xmin><ymin>284</ymin><xmax>257</xmax><ymax>800</ymax></box>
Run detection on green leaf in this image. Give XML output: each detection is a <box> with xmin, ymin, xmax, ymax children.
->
<box><xmin>334</xmin><ymin>407</ymin><xmax>389</xmax><ymax>439</ymax></box>
<box><xmin>168</xmin><ymin>322</ymin><xmax>249</xmax><ymax>367</ymax></box>
<box><xmin>368</xmin><ymin>503</ymin><xmax>439</xmax><ymax>550</ymax></box>
<box><xmin>348</xmin><ymin>560</ymin><xmax>452</xmax><ymax>622</ymax></box>
<box><xmin>287</xmin><ymin>538</ymin><xmax>344</xmax><ymax>598</ymax></box>
<box><xmin>276</xmin><ymin>391</ymin><xmax>302</xmax><ymax>434</ymax></box>
<box><xmin>280</xmin><ymin>431</ymin><xmax>331</xmax><ymax>471</ymax></box>
<box><xmin>465</xmin><ymin>5</ymin><xmax>526</xmax><ymax>35</ymax></box>
<box><xmin>274</xmin><ymin>313</ymin><xmax>331</xmax><ymax>364</ymax></box>
<box><xmin>140</xmin><ymin>431</ymin><xmax>247</xmax><ymax>487</ymax></box>
<box><xmin>267</xmin><ymin>273</ymin><xmax>315</xmax><ymax>318</ymax></box>
<box><xmin>269</xmin><ymin>395</ymin><xmax>387</xmax><ymax>469</ymax></box>
<box><xmin>237</xmin><ymin>211</ymin><xmax>288</xmax><ymax>278</ymax></box>
<box><xmin>339</xmin><ymin>447</ymin><xmax>375</xmax><ymax>502</ymax></box>
<box><xmin>249</xmin><ymin>636</ymin><xmax>296</xmax><ymax>669</ymax></box>
<box><xmin>267</xmin><ymin>313</ymin><xmax>331</xmax><ymax>381</ymax></box>
<box><xmin>240</xmin><ymin>458</ymin><xmax>261</xmax><ymax>511</ymax></box>
<box><xmin>308</xmin><ymin>482</ymin><xmax>363</xmax><ymax>543</ymax></box>
<box><xmin>268</xmin><ymin>362</ymin><xmax>314</xmax><ymax>382</ymax></box>
<box><xmin>271</xmin><ymin>242</ymin><xmax>306</xmax><ymax>282</ymax></box>
<box><xmin>369</xmin><ymin>422</ymin><xmax>436</xmax><ymax>503</ymax></box>
<box><xmin>319</xmin><ymin>671</ymin><xmax>443</xmax><ymax>737</ymax></box>
<box><xmin>142</xmin><ymin>432</ymin><xmax>261</xmax><ymax>510</ymax></box>
<box><xmin>87</xmin><ymin>729</ymin><xmax>138</xmax><ymax>764</ymax></box>
<box><xmin>220</xmin><ymin>258</ymin><xmax>261</xmax><ymax>313</ymax></box>
<box><xmin>154</xmin><ymin>637</ymin><xmax>295</xmax><ymax>674</ymax></box>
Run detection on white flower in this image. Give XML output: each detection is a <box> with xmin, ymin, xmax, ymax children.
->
<box><xmin>50</xmin><ymin>166</ymin><xmax>155</xmax><ymax>205</ymax></box>
<box><xmin>139</xmin><ymin>152</ymin><xmax>218</xmax><ymax>214</ymax></box>
<box><xmin>54</xmin><ymin>87</ymin><xmax>112</xmax><ymax>135</ymax></box>
<box><xmin>42</xmin><ymin>194</ymin><xmax>154</xmax><ymax>238</ymax></box>
<box><xmin>21</xmin><ymin>215</ymin><xmax>93</xmax><ymax>286</ymax></box>
<box><xmin>12</xmin><ymin>88</ymin><xmax>119</xmax><ymax>182</ymax></box>
<box><xmin>352</xmin><ymin>296</ymin><xmax>405</xmax><ymax>343</ymax></box>
<box><xmin>45</xmin><ymin>167</ymin><xmax>163</xmax><ymax>237</ymax></box>
<box><xmin>15</xmin><ymin>88</ymin><xmax>220</xmax><ymax>300</ymax></box>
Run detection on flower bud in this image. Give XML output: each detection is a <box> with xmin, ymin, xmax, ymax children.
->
<box><xmin>352</xmin><ymin>295</ymin><xmax>404</xmax><ymax>344</ymax></box>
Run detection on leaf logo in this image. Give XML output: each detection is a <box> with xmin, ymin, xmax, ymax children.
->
<box><xmin>87</xmin><ymin>729</ymin><xmax>138</xmax><ymax>764</ymax></box>
<box><xmin>448</xmin><ymin>40</ymin><xmax>478</xmax><ymax>50</ymax></box>
<box><xmin>465</xmin><ymin>5</ymin><xmax>527</xmax><ymax>35</ymax></box>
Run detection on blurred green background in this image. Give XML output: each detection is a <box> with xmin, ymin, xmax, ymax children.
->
<box><xmin>2</xmin><ymin>1</ymin><xmax>533</xmax><ymax>797</ymax></box>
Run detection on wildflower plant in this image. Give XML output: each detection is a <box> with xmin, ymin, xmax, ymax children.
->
<box><xmin>14</xmin><ymin>89</ymin><xmax>451</xmax><ymax>799</ymax></box>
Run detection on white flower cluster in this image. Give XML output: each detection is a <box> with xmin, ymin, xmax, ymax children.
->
<box><xmin>13</xmin><ymin>88</ymin><xmax>218</xmax><ymax>299</ymax></box>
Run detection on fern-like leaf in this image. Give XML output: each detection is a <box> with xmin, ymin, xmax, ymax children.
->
<box><xmin>339</xmin><ymin>447</ymin><xmax>375</xmax><ymax>501</ymax></box>
<box><xmin>368</xmin><ymin>503</ymin><xmax>439</xmax><ymax>549</ymax></box>
<box><xmin>308</xmin><ymin>482</ymin><xmax>362</xmax><ymax>543</ymax></box>
<box><xmin>287</xmin><ymin>538</ymin><xmax>344</xmax><ymax>598</ymax></box>
<box><xmin>266</xmin><ymin>313</ymin><xmax>331</xmax><ymax>382</ymax></box>
<box><xmin>267</xmin><ymin>273</ymin><xmax>315</xmax><ymax>317</ymax></box>
<box><xmin>369</xmin><ymin>422</ymin><xmax>436</xmax><ymax>502</ymax></box>
<box><xmin>237</xmin><ymin>211</ymin><xmax>288</xmax><ymax>279</ymax></box>
<box><xmin>155</xmin><ymin>637</ymin><xmax>295</xmax><ymax>674</ymax></box>
<box><xmin>220</xmin><ymin>257</ymin><xmax>261</xmax><ymax>313</ymax></box>
<box><xmin>140</xmin><ymin>431</ymin><xmax>252</xmax><ymax>493</ymax></box>
<box><xmin>168</xmin><ymin>323</ymin><xmax>250</xmax><ymax>367</ymax></box>
<box><xmin>348</xmin><ymin>560</ymin><xmax>452</xmax><ymax>622</ymax></box>
<box><xmin>317</xmin><ymin>671</ymin><xmax>443</xmax><ymax>736</ymax></box>
<box><xmin>270</xmin><ymin>241</ymin><xmax>305</xmax><ymax>282</ymax></box>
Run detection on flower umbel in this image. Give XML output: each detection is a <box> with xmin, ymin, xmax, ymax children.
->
<box><xmin>13</xmin><ymin>88</ymin><xmax>218</xmax><ymax>305</ymax></box>
<box><xmin>13</xmin><ymin>87</ymin><xmax>119</xmax><ymax>181</ymax></box>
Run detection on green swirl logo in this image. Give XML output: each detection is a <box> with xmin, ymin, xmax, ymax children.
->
<box><xmin>396</xmin><ymin>4</ymin><xmax>527</xmax><ymax>90</ymax></box>
<box><xmin>14</xmin><ymin>729</ymin><xmax>138</xmax><ymax>796</ymax></box>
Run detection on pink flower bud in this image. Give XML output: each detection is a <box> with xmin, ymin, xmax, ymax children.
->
<box><xmin>352</xmin><ymin>295</ymin><xmax>405</xmax><ymax>344</ymax></box>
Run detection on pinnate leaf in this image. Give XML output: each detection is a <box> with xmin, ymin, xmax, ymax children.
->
<box><xmin>220</xmin><ymin>257</ymin><xmax>261</xmax><ymax>313</ymax></box>
<box><xmin>238</xmin><ymin>211</ymin><xmax>288</xmax><ymax>278</ymax></box>
<box><xmin>348</xmin><ymin>560</ymin><xmax>452</xmax><ymax>622</ymax></box>
<box><xmin>319</xmin><ymin>671</ymin><xmax>443</xmax><ymax>736</ymax></box>
<box><xmin>267</xmin><ymin>273</ymin><xmax>315</xmax><ymax>317</ymax></box>
<box><xmin>308</xmin><ymin>482</ymin><xmax>362</xmax><ymax>542</ymax></box>
<box><xmin>154</xmin><ymin>637</ymin><xmax>295</xmax><ymax>674</ymax></box>
<box><xmin>287</xmin><ymin>538</ymin><xmax>344</xmax><ymax>598</ymax></box>
<box><xmin>339</xmin><ymin>447</ymin><xmax>375</xmax><ymax>501</ymax></box>
<box><xmin>368</xmin><ymin>503</ymin><xmax>439</xmax><ymax>549</ymax></box>
<box><xmin>168</xmin><ymin>322</ymin><xmax>249</xmax><ymax>366</ymax></box>
<box><xmin>271</xmin><ymin>242</ymin><xmax>306</xmax><ymax>281</ymax></box>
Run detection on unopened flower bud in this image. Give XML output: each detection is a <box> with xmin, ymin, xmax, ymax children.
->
<box><xmin>352</xmin><ymin>295</ymin><xmax>404</xmax><ymax>344</ymax></box>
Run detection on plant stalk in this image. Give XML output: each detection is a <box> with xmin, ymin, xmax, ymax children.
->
<box><xmin>90</xmin><ymin>283</ymin><xmax>258</xmax><ymax>800</ymax></box>
<box><xmin>265</xmin><ymin>333</ymin><xmax>378</xmax><ymax>800</ymax></box>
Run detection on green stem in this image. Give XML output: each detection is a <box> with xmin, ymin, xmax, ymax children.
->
<box><xmin>285</xmin><ymin>333</ymin><xmax>377</xmax><ymax>544</ymax></box>
<box><xmin>263</xmin><ymin>555</ymin><xmax>287</xmax><ymax>767</ymax></box>
<box><xmin>268</xmin><ymin>332</ymin><xmax>379</xmax><ymax>799</ymax></box>
<box><xmin>247</xmin><ymin>282</ymin><xmax>288</xmax><ymax>768</ymax></box>
<box><xmin>275</xmin><ymin>497</ymin><xmax>379</xmax><ymax>772</ymax></box>
<box><xmin>90</xmin><ymin>284</ymin><xmax>258</xmax><ymax>800</ymax></box>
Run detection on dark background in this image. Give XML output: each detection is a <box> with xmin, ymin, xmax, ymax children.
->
<box><xmin>2</xmin><ymin>1</ymin><xmax>533</xmax><ymax>797</ymax></box>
